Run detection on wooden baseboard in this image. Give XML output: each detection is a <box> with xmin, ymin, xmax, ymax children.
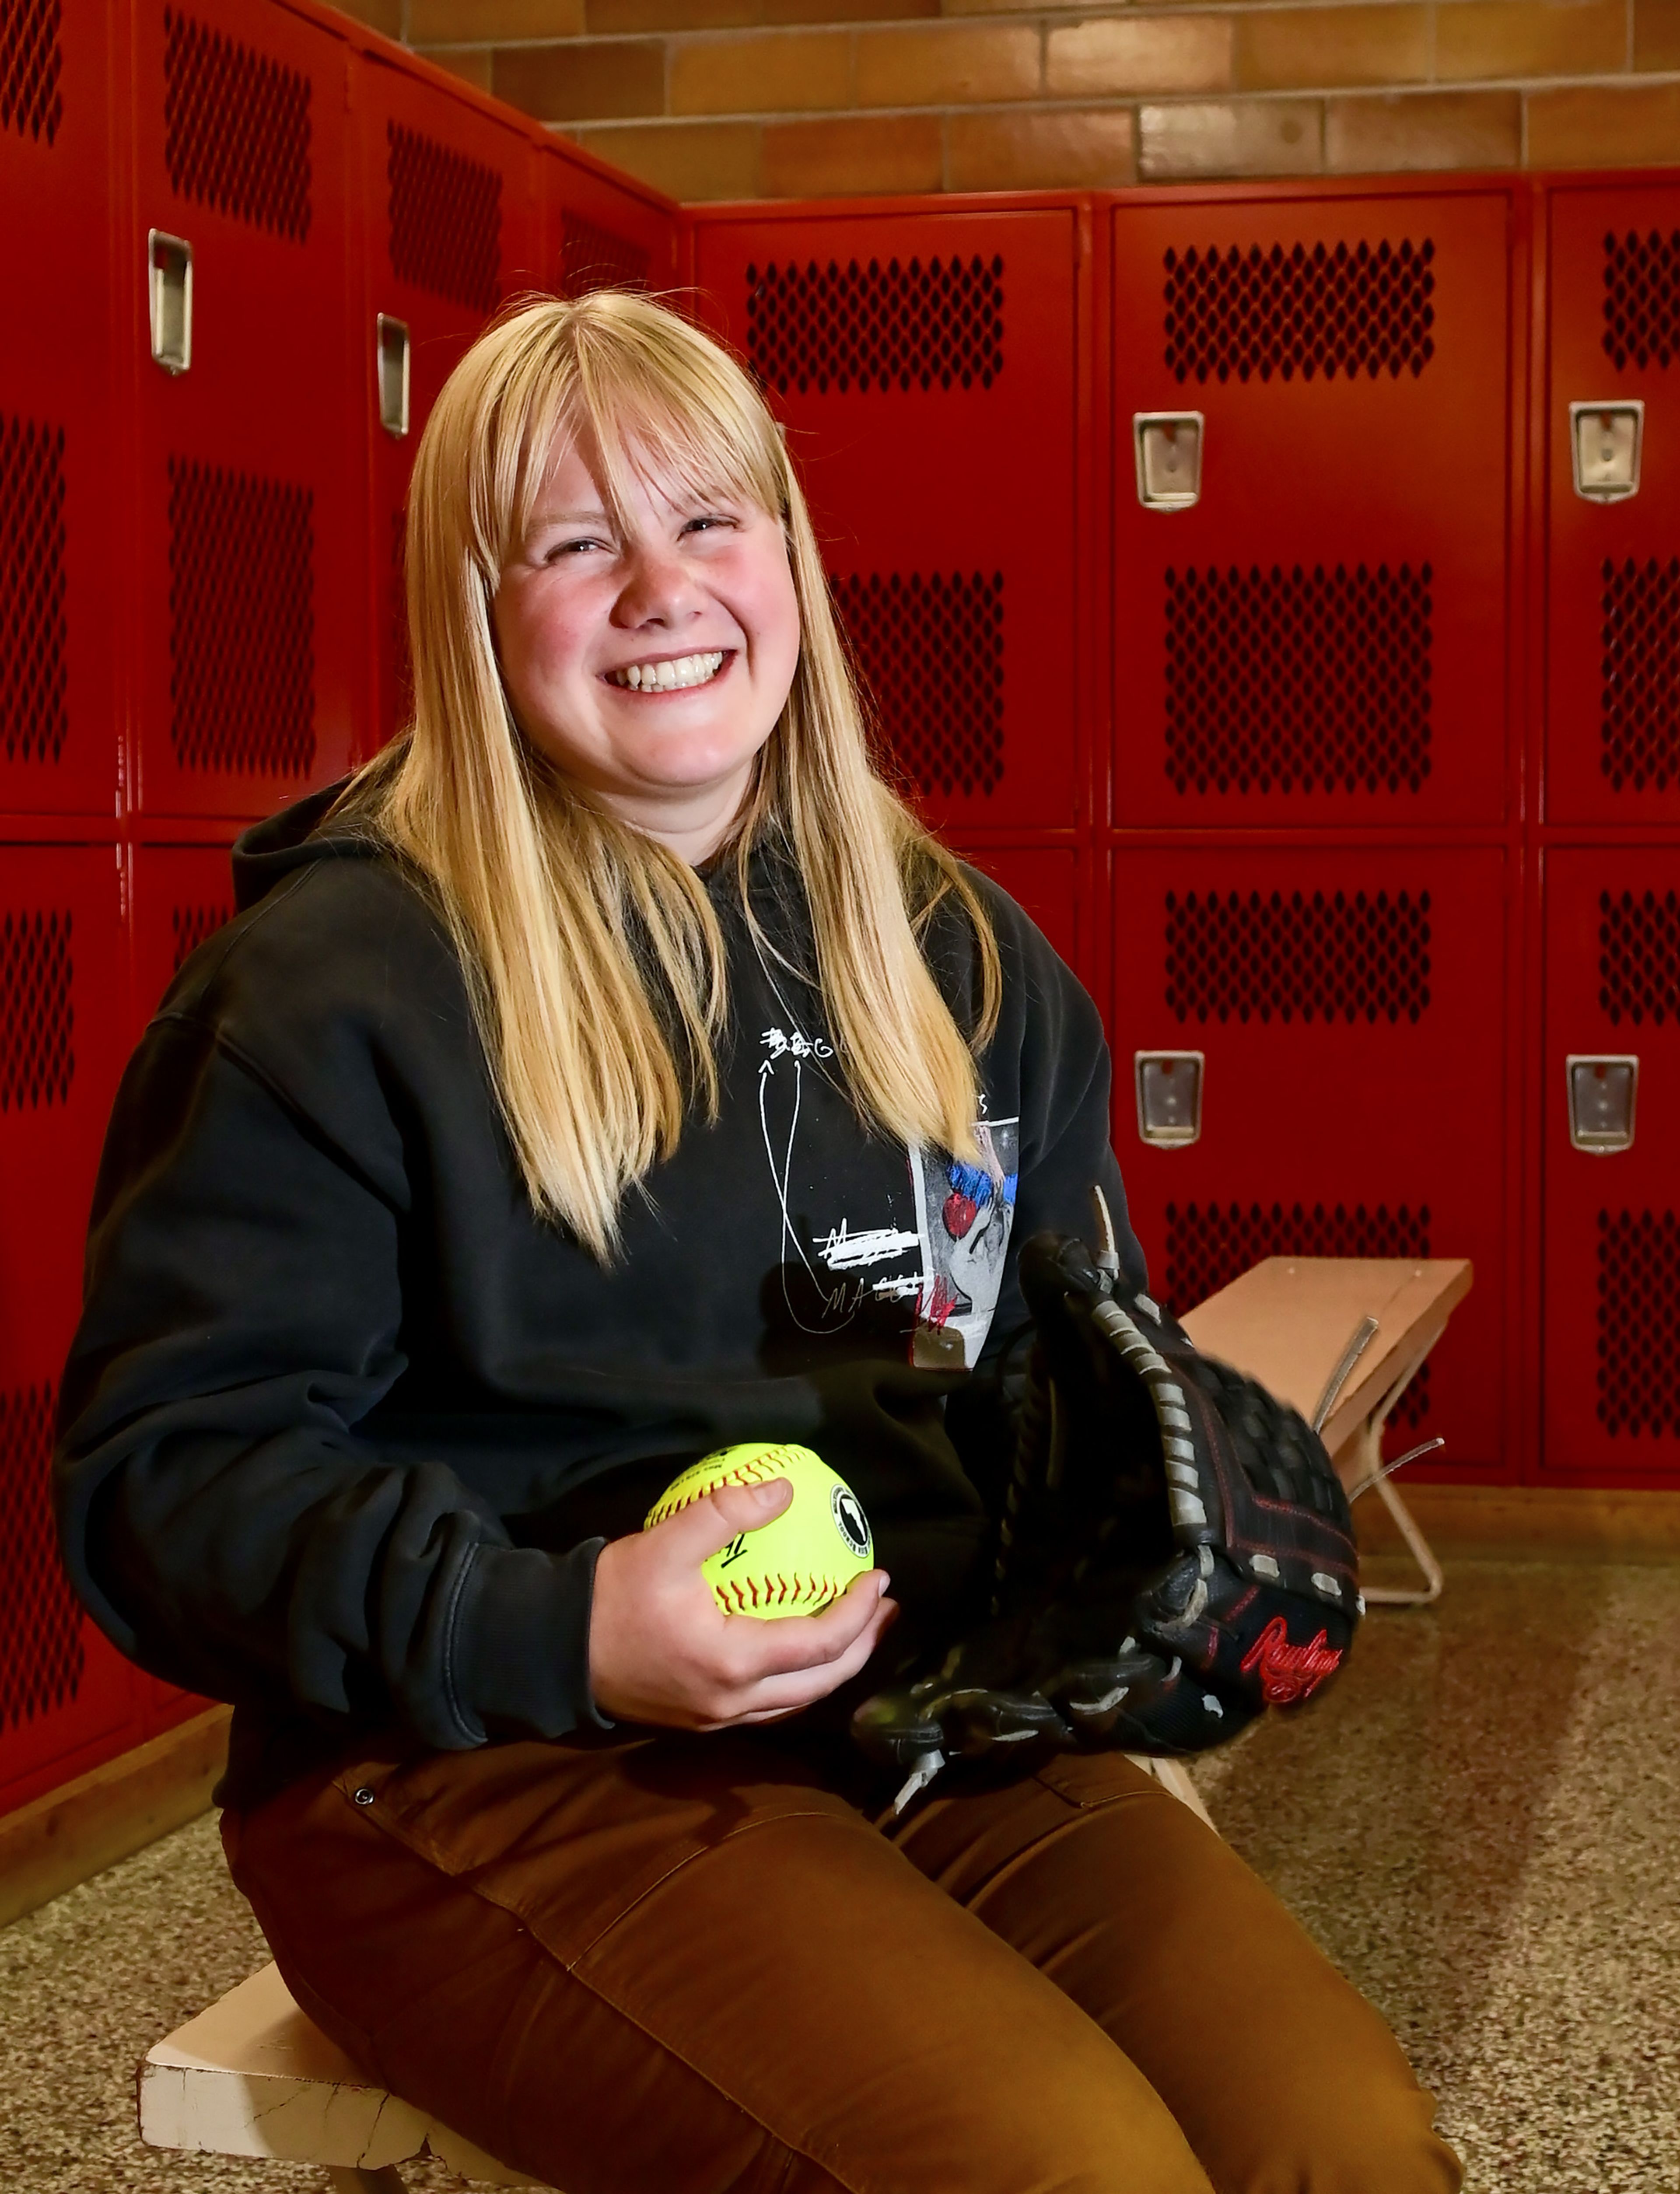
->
<box><xmin>0</xmin><ymin>1705</ymin><xmax>232</xmax><ymax>1930</ymax></box>
<box><xmin>1357</xmin><ymin>1482</ymin><xmax>1680</xmax><ymax>1560</ymax></box>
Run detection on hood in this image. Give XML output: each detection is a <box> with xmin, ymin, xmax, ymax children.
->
<box><xmin>231</xmin><ymin>778</ymin><xmax>369</xmax><ymax>913</ymax></box>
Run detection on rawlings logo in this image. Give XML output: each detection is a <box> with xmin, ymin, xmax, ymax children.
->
<box><xmin>1238</xmin><ymin>1617</ymin><xmax>1343</xmax><ymax>1706</ymax></box>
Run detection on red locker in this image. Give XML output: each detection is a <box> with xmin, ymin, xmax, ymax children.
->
<box><xmin>1541</xmin><ymin>848</ymin><xmax>1680</xmax><ymax>1484</ymax></box>
<box><xmin>0</xmin><ymin>843</ymin><xmax>139</xmax><ymax>1806</ymax></box>
<box><xmin>540</xmin><ymin>138</ymin><xmax>678</xmax><ymax>304</ymax></box>
<box><xmin>355</xmin><ymin>49</ymin><xmax>540</xmax><ymax>752</ymax></box>
<box><xmin>950</xmin><ymin>841</ymin><xmax>1080</xmax><ymax>975</ymax></box>
<box><xmin>1111</xmin><ymin>187</ymin><xmax>1515</xmax><ymax>830</ymax></box>
<box><xmin>1111</xmin><ymin>843</ymin><xmax>1510</xmax><ymax>1475</ymax></box>
<box><xmin>693</xmin><ymin>206</ymin><xmax>1084</xmax><ymax>838</ymax></box>
<box><xmin>132</xmin><ymin>840</ymin><xmax>237</xmax><ymax>1026</ymax></box>
<box><xmin>132</xmin><ymin>0</ymin><xmax>362</xmax><ymax>820</ymax></box>
<box><xmin>0</xmin><ymin>0</ymin><xmax>123</xmax><ymax>819</ymax></box>
<box><xmin>1543</xmin><ymin>181</ymin><xmax>1680</xmax><ymax>826</ymax></box>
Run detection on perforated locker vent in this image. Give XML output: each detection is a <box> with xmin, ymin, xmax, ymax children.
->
<box><xmin>171</xmin><ymin>901</ymin><xmax>231</xmax><ymax>973</ymax></box>
<box><xmin>1601</xmin><ymin>557</ymin><xmax>1680</xmax><ymax>793</ymax></box>
<box><xmin>1</xmin><ymin>909</ymin><xmax>73</xmax><ymax>1109</ymax></box>
<box><xmin>1599</xmin><ymin>889</ymin><xmax>1680</xmax><ymax>1025</ymax></box>
<box><xmin>1</xmin><ymin>414</ymin><xmax>66</xmax><ymax>766</ymax></box>
<box><xmin>560</xmin><ymin>211</ymin><xmax>649</xmax><ymax>298</ymax></box>
<box><xmin>832</xmin><ymin>572</ymin><xmax>1003</xmax><ymax>798</ymax></box>
<box><xmin>168</xmin><ymin>458</ymin><xmax>315</xmax><ymax>777</ymax></box>
<box><xmin>0</xmin><ymin>1382</ymin><xmax>84</xmax><ymax>1730</ymax></box>
<box><xmin>1163</xmin><ymin>239</ymin><xmax>1435</xmax><ymax>386</ymax></box>
<box><xmin>1164</xmin><ymin>889</ymin><xmax>1431</xmax><ymax>1025</ymax></box>
<box><xmin>1</xmin><ymin>0</ymin><xmax>62</xmax><ymax>145</ymax></box>
<box><xmin>746</xmin><ymin>256</ymin><xmax>1004</xmax><ymax>397</ymax></box>
<box><xmin>1166</xmin><ymin>563</ymin><xmax>1432</xmax><ymax>797</ymax></box>
<box><xmin>1602</xmin><ymin>231</ymin><xmax>1680</xmax><ymax>372</ymax></box>
<box><xmin>1165</xmin><ymin>1200</ymin><xmax>1433</xmax><ymax>1428</ymax></box>
<box><xmin>163</xmin><ymin>9</ymin><xmax>311</xmax><ymax>242</ymax></box>
<box><xmin>1596</xmin><ymin>1210</ymin><xmax>1680</xmax><ymax>1436</ymax></box>
<box><xmin>388</xmin><ymin>123</ymin><xmax>500</xmax><ymax>315</ymax></box>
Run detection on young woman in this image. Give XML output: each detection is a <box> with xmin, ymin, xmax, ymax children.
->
<box><xmin>57</xmin><ymin>294</ymin><xmax>1459</xmax><ymax>2194</ymax></box>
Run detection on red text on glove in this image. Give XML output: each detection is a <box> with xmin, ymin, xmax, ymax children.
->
<box><xmin>1238</xmin><ymin>1618</ymin><xmax>1342</xmax><ymax>1706</ymax></box>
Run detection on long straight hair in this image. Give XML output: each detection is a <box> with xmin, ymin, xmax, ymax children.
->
<box><xmin>334</xmin><ymin>293</ymin><xmax>1000</xmax><ymax>1260</ymax></box>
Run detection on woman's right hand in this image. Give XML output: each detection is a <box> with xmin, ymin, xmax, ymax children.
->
<box><xmin>587</xmin><ymin>1478</ymin><xmax>899</xmax><ymax>1729</ymax></box>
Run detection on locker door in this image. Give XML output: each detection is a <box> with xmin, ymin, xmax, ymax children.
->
<box><xmin>541</xmin><ymin>140</ymin><xmax>678</xmax><ymax>302</ymax></box>
<box><xmin>1541</xmin><ymin>850</ymin><xmax>1680</xmax><ymax>1484</ymax></box>
<box><xmin>132</xmin><ymin>842</ymin><xmax>236</xmax><ymax>1025</ymax></box>
<box><xmin>1112</xmin><ymin>844</ymin><xmax>1509</xmax><ymax>1474</ymax></box>
<box><xmin>133</xmin><ymin>0</ymin><xmax>361</xmax><ymax>821</ymax></box>
<box><xmin>0</xmin><ymin>845</ymin><xmax>137</xmax><ymax>1804</ymax></box>
<box><xmin>1545</xmin><ymin>184</ymin><xmax>1680</xmax><ymax>826</ymax></box>
<box><xmin>1112</xmin><ymin>190</ymin><xmax>1512</xmax><ymax>829</ymax></box>
<box><xmin>0</xmin><ymin>0</ymin><xmax>122</xmax><ymax>819</ymax></box>
<box><xmin>694</xmin><ymin>210</ymin><xmax>1081</xmax><ymax>838</ymax></box>
<box><xmin>950</xmin><ymin>842</ymin><xmax>1080</xmax><ymax>975</ymax></box>
<box><xmin>357</xmin><ymin>52</ymin><xmax>540</xmax><ymax>752</ymax></box>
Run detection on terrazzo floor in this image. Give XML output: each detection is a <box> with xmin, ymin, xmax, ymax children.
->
<box><xmin>2</xmin><ymin>1554</ymin><xmax>1676</xmax><ymax>2193</ymax></box>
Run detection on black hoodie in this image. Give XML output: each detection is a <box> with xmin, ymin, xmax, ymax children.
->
<box><xmin>54</xmin><ymin>787</ymin><xmax>1143</xmax><ymax>1806</ymax></box>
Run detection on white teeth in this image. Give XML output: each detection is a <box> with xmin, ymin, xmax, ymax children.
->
<box><xmin>611</xmin><ymin>651</ymin><xmax>725</xmax><ymax>692</ymax></box>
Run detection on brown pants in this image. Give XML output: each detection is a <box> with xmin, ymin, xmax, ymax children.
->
<box><xmin>224</xmin><ymin>1729</ymin><xmax>1460</xmax><ymax>2194</ymax></box>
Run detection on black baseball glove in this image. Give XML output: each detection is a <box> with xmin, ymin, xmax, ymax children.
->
<box><xmin>852</xmin><ymin>1223</ymin><xmax>1361</xmax><ymax>1809</ymax></box>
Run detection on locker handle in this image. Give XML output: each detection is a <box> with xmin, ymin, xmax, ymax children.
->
<box><xmin>1566</xmin><ymin>1054</ymin><xmax>1638</xmax><ymax>1152</ymax></box>
<box><xmin>1134</xmin><ymin>1051</ymin><xmax>1204</xmax><ymax>1146</ymax></box>
<box><xmin>1133</xmin><ymin>413</ymin><xmax>1204</xmax><ymax>511</ymax></box>
<box><xmin>377</xmin><ymin>315</ymin><xmax>410</xmax><ymax>438</ymax></box>
<box><xmin>1569</xmin><ymin>401</ymin><xmax>1642</xmax><ymax>503</ymax></box>
<box><xmin>148</xmin><ymin>231</ymin><xmax>192</xmax><ymax>374</ymax></box>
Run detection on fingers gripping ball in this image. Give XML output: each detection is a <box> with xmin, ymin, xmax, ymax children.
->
<box><xmin>646</xmin><ymin>1444</ymin><xmax>874</xmax><ymax>1620</ymax></box>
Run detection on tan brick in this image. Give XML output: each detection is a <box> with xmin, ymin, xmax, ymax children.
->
<box><xmin>1526</xmin><ymin>80</ymin><xmax>1680</xmax><ymax>162</ymax></box>
<box><xmin>947</xmin><ymin>105</ymin><xmax>1137</xmax><ymax>185</ymax></box>
<box><xmin>1047</xmin><ymin>15</ymin><xmax>1231</xmax><ymax>96</ymax></box>
<box><xmin>427</xmin><ymin>46</ymin><xmax>495</xmax><ymax>88</ymax></box>
<box><xmin>1326</xmin><ymin>87</ymin><xmax>1521</xmax><ymax>167</ymax></box>
<box><xmin>328</xmin><ymin>0</ymin><xmax>404</xmax><ymax>38</ymax></box>
<box><xmin>411</xmin><ymin>0</ymin><xmax>584</xmax><ymax>39</ymax></box>
<box><xmin>569</xmin><ymin>119</ymin><xmax>761</xmax><ymax>197</ymax></box>
<box><xmin>1435</xmin><ymin>0</ymin><xmax>1630</xmax><ymax>81</ymax></box>
<box><xmin>493</xmin><ymin>39</ymin><xmax>664</xmax><ymax>121</ymax></box>
<box><xmin>1635</xmin><ymin>0</ymin><xmax>1680</xmax><ymax>66</ymax></box>
<box><xmin>1236</xmin><ymin>6</ymin><xmax>1430</xmax><ymax>89</ymax></box>
<box><xmin>760</xmin><ymin>111</ymin><xmax>943</xmax><ymax>192</ymax></box>
<box><xmin>944</xmin><ymin>0</ymin><xmax>1093</xmax><ymax>12</ymax></box>
<box><xmin>854</xmin><ymin>22</ymin><xmax>1041</xmax><ymax>106</ymax></box>
<box><xmin>671</xmin><ymin>30</ymin><xmax>852</xmax><ymax>115</ymax></box>
<box><xmin>588</xmin><ymin>0</ymin><xmax>757</xmax><ymax>30</ymax></box>
<box><xmin>765</xmin><ymin>0</ymin><xmax>937</xmax><ymax>19</ymax></box>
<box><xmin>1139</xmin><ymin>97</ymin><xmax>1323</xmax><ymax>177</ymax></box>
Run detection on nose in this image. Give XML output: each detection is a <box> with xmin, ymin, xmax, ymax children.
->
<box><xmin>612</xmin><ymin>536</ymin><xmax>701</xmax><ymax>631</ymax></box>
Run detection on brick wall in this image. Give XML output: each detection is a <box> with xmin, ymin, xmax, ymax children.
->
<box><xmin>338</xmin><ymin>0</ymin><xmax>1680</xmax><ymax>198</ymax></box>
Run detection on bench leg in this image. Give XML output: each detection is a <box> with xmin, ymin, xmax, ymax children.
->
<box><xmin>1362</xmin><ymin>1473</ymin><xmax>1445</xmax><ymax>1606</ymax></box>
<box><xmin>325</xmin><ymin>2169</ymin><xmax>407</xmax><ymax>2192</ymax></box>
<box><xmin>1126</xmin><ymin>1753</ymin><xmax>1219</xmax><ymax>1834</ymax></box>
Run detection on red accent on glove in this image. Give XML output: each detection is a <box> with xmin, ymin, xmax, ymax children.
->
<box><xmin>1238</xmin><ymin>1617</ymin><xmax>1343</xmax><ymax>1706</ymax></box>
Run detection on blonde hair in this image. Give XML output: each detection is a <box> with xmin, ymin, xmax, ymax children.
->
<box><xmin>334</xmin><ymin>292</ymin><xmax>1000</xmax><ymax>1260</ymax></box>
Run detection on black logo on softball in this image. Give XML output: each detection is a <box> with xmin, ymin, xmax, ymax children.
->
<box><xmin>831</xmin><ymin>1484</ymin><xmax>872</xmax><ymax>1560</ymax></box>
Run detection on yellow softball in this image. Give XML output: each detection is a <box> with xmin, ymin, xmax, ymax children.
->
<box><xmin>644</xmin><ymin>1442</ymin><xmax>874</xmax><ymax>1620</ymax></box>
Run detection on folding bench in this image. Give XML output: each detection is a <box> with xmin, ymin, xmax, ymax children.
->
<box><xmin>139</xmin><ymin>1253</ymin><xmax>1471</xmax><ymax>2191</ymax></box>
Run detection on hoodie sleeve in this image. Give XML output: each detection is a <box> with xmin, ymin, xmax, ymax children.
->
<box><xmin>55</xmin><ymin>1006</ymin><xmax>606</xmax><ymax>1753</ymax></box>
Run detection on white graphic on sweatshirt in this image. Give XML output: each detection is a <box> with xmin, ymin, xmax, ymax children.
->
<box><xmin>909</xmin><ymin>1116</ymin><xmax>1021</xmax><ymax>1371</ymax></box>
<box><xmin>758</xmin><ymin>1025</ymin><xmax>861</xmax><ymax>1335</ymax></box>
<box><xmin>816</xmin><ymin>1222</ymin><xmax>923</xmax><ymax>1271</ymax></box>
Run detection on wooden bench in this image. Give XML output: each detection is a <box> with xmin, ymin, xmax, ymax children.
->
<box><xmin>139</xmin><ymin>1253</ymin><xmax>1471</xmax><ymax>2191</ymax></box>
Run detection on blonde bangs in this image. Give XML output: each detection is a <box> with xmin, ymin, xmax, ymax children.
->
<box><xmin>332</xmin><ymin>291</ymin><xmax>999</xmax><ymax>1263</ymax></box>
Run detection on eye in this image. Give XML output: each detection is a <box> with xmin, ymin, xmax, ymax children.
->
<box><xmin>682</xmin><ymin>512</ymin><xmax>736</xmax><ymax>538</ymax></box>
<box><xmin>541</xmin><ymin>534</ymin><xmax>604</xmax><ymax>564</ymax></box>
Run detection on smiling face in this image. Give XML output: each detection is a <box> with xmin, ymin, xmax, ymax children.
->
<box><xmin>492</xmin><ymin>432</ymin><xmax>802</xmax><ymax>864</ymax></box>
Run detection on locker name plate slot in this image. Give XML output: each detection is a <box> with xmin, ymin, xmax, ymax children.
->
<box><xmin>148</xmin><ymin>232</ymin><xmax>193</xmax><ymax>375</ymax></box>
<box><xmin>1566</xmin><ymin>1054</ymin><xmax>1638</xmax><ymax>1151</ymax></box>
<box><xmin>1569</xmin><ymin>402</ymin><xmax>1643</xmax><ymax>503</ymax></box>
<box><xmin>1133</xmin><ymin>413</ymin><xmax>1203</xmax><ymax>512</ymax></box>
<box><xmin>1134</xmin><ymin>1051</ymin><xmax>1204</xmax><ymax>1147</ymax></box>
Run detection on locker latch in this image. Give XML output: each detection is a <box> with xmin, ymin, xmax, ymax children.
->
<box><xmin>1133</xmin><ymin>413</ymin><xmax>1204</xmax><ymax>512</ymax></box>
<box><xmin>147</xmin><ymin>231</ymin><xmax>193</xmax><ymax>375</ymax></box>
<box><xmin>1134</xmin><ymin>1051</ymin><xmax>1204</xmax><ymax>1146</ymax></box>
<box><xmin>1569</xmin><ymin>402</ymin><xmax>1643</xmax><ymax>503</ymax></box>
<box><xmin>1566</xmin><ymin>1054</ymin><xmax>1638</xmax><ymax>1151</ymax></box>
<box><xmin>377</xmin><ymin>316</ymin><xmax>411</xmax><ymax>438</ymax></box>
